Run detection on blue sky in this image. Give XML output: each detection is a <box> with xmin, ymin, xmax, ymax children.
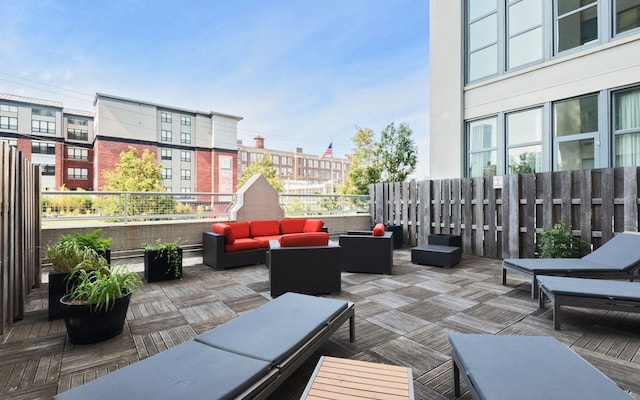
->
<box><xmin>0</xmin><ymin>1</ymin><xmax>430</xmax><ymax>177</ymax></box>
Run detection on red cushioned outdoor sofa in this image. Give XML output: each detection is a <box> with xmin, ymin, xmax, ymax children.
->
<box><xmin>202</xmin><ymin>218</ymin><xmax>326</xmax><ymax>269</ymax></box>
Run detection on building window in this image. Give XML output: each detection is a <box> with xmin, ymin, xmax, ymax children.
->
<box><xmin>554</xmin><ymin>94</ymin><xmax>598</xmax><ymax>171</ymax></box>
<box><xmin>67</xmin><ymin>167</ymin><xmax>88</xmax><ymax>179</ymax></box>
<box><xmin>32</xmin><ymin>120</ymin><xmax>56</xmax><ymax>134</ymax></box>
<box><xmin>68</xmin><ymin>148</ymin><xmax>88</xmax><ymax>160</ymax></box>
<box><xmin>67</xmin><ymin>117</ymin><xmax>88</xmax><ymax>126</ymax></box>
<box><xmin>32</xmin><ymin>142</ymin><xmax>56</xmax><ymax>154</ymax></box>
<box><xmin>161</xmin><ymin>112</ymin><xmax>172</xmax><ymax>123</ymax></box>
<box><xmin>0</xmin><ymin>104</ymin><xmax>18</xmax><ymax>113</ymax></box>
<box><xmin>614</xmin><ymin>87</ymin><xmax>640</xmax><ymax>166</ymax></box>
<box><xmin>467</xmin><ymin>0</ymin><xmax>498</xmax><ymax>82</ymax></box>
<box><xmin>161</xmin><ymin>130</ymin><xmax>172</xmax><ymax>142</ymax></box>
<box><xmin>181</xmin><ymin>116</ymin><xmax>191</xmax><ymax>126</ymax></box>
<box><xmin>0</xmin><ymin>138</ymin><xmax>17</xmax><ymax>147</ymax></box>
<box><xmin>0</xmin><ymin>116</ymin><xmax>18</xmax><ymax>130</ymax></box>
<box><xmin>556</xmin><ymin>0</ymin><xmax>598</xmax><ymax>53</ymax></box>
<box><xmin>181</xmin><ymin>169</ymin><xmax>191</xmax><ymax>180</ymax></box>
<box><xmin>506</xmin><ymin>108</ymin><xmax>543</xmax><ymax>173</ymax></box>
<box><xmin>615</xmin><ymin>0</ymin><xmax>640</xmax><ymax>34</ymax></box>
<box><xmin>467</xmin><ymin>117</ymin><xmax>498</xmax><ymax>177</ymax></box>
<box><xmin>507</xmin><ymin>0</ymin><xmax>544</xmax><ymax>69</ymax></box>
<box><xmin>32</xmin><ymin>108</ymin><xmax>55</xmax><ymax>117</ymax></box>
<box><xmin>161</xmin><ymin>148</ymin><xmax>172</xmax><ymax>160</ymax></box>
<box><xmin>181</xmin><ymin>151</ymin><xmax>191</xmax><ymax>162</ymax></box>
<box><xmin>162</xmin><ymin>168</ymin><xmax>172</xmax><ymax>179</ymax></box>
<box><xmin>67</xmin><ymin>129</ymin><xmax>88</xmax><ymax>141</ymax></box>
<box><xmin>180</xmin><ymin>132</ymin><xmax>191</xmax><ymax>144</ymax></box>
<box><xmin>41</xmin><ymin>164</ymin><xmax>55</xmax><ymax>176</ymax></box>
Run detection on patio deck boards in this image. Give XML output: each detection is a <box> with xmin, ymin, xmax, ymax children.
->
<box><xmin>1</xmin><ymin>250</ymin><xmax>640</xmax><ymax>399</ymax></box>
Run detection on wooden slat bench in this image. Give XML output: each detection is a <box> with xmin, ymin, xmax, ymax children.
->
<box><xmin>300</xmin><ymin>356</ymin><xmax>414</xmax><ymax>400</ymax></box>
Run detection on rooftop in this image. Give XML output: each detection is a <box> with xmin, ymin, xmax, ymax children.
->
<box><xmin>1</xmin><ymin>251</ymin><xmax>639</xmax><ymax>399</ymax></box>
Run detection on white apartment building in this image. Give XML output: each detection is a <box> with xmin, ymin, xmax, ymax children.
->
<box><xmin>429</xmin><ymin>0</ymin><xmax>640</xmax><ymax>179</ymax></box>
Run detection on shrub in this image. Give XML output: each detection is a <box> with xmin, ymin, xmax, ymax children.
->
<box><xmin>537</xmin><ymin>221</ymin><xmax>591</xmax><ymax>258</ymax></box>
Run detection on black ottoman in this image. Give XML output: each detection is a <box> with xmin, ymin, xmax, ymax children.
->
<box><xmin>411</xmin><ymin>244</ymin><xmax>461</xmax><ymax>268</ymax></box>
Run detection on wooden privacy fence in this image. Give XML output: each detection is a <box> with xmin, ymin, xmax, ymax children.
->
<box><xmin>370</xmin><ymin>167</ymin><xmax>640</xmax><ymax>260</ymax></box>
<box><xmin>0</xmin><ymin>142</ymin><xmax>41</xmax><ymax>335</ymax></box>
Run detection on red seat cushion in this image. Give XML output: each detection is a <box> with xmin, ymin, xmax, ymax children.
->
<box><xmin>253</xmin><ymin>235</ymin><xmax>282</xmax><ymax>248</ymax></box>
<box><xmin>211</xmin><ymin>223</ymin><xmax>234</xmax><ymax>244</ymax></box>
<box><xmin>279</xmin><ymin>232</ymin><xmax>329</xmax><ymax>247</ymax></box>
<box><xmin>228</xmin><ymin>222</ymin><xmax>251</xmax><ymax>239</ymax></box>
<box><xmin>279</xmin><ymin>218</ymin><xmax>307</xmax><ymax>234</ymax></box>
<box><xmin>302</xmin><ymin>219</ymin><xmax>325</xmax><ymax>233</ymax></box>
<box><xmin>372</xmin><ymin>223</ymin><xmax>385</xmax><ymax>236</ymax></box>
<box><xmin>225</xmin><ymin>238</ymin><xmax>261</xmax><ymax>252</ymax></box>
<box><xmin>249</xmin><ymin>220</ymin><xmax>280</xmax><ymax>237</ymax></box>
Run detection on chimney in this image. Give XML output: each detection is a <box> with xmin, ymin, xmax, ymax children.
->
<box><xmin>296</xmin><ymin>147</ymin><xmax>303</xmax><ymax>153</ymax></box>
<box><xmin>237</xmin><ymin>139</ymin><xmax>243</xmax><ymax>145</ymax></box>
<box><xmin>254</xmin><ymin>135</ymin><xmax>264</xmax><ymax>149</ymax></box>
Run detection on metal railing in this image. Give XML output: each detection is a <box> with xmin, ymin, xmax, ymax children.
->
<box><xmin>280</xmin><ymin>194</ymin><xmax>369</xmax><ymax>216</ymax></box>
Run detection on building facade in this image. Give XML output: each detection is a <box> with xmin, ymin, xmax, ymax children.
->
<box><xmin>429</xmin><ymin>1</ymin><xmax>640</xmax><ymax>179</ymax></box>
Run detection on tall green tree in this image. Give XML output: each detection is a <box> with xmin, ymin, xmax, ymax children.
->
<box><xmin>342</xmin><ymin>127</ymin><xmax>382</xmax><ymax>195</ymax></box>
<box><xmin>378</xmin><ymin>122</ymin><xmax>418</xmax><ymax>183</ymax></box>
<box><xmin>237</xmin><ymin>153</ymin><xmax>284</xmax><ymax>192</ymax></box>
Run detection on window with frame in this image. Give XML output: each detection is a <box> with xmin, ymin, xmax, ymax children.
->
<box><xmin>181</xmin><ymin>151</ymin><xmax>191</xmax><ymax>162</ymax></box>
<box><xmin>161</xmin><ymin>112</ymin><xmax>172</xmax><ymax>123</ymax></box>
<box><xmin>0</xmin><ymin>116</ymin><xmax>18</xmax><ymax>130</ymax></box>
<box><xmin>554</xmin><ymin>94</ymin><xmax>598</xmax><ymax>171</ymax></box>
<box><xmin>32</xmin><ymin>108</ymin><xmax>55</xmax><ymax>117</ymax></box>
<box><xmin>181</xmin><ymin>169</ymin><xmax>191</xmax><ymax>180</ymax></box>
<box><xmin>67</xmin><ymin>117</ymin><xmax>88</xmax><ymax>126</ymax></box>
<box><xmin>67</xmin><ymin>167</ymin><xmax>88</xmax><ymax>179</ymax></box>
<box><xmin>32</xmin><ymin>142</ymin><xmax>56</xmax><ymax>154</ymax></box>
<box><xmin>556</xmin><ymin>0</ymin><xmax>598</xmax><ymax>53</ymax></box>
<box><xmin>0</xmin><ymin>104</ymin><xmax>18</xmax><ymax>113</ymax></box>
<box><xmin>161</xmin><ymin>130</ymin><xmax>172</xmax><ymax>142</ymax></box>
<box><xmin>32</xmin><ymin>120</ymin><xmax>56</xmax><ymax>134</ymax></box>
<box><xmin>68</xmin><ymin>148</ymin><xmax>88</xmax><ymax>160</ymax></box>
<box><xmin>180</xmin><ymin>132</ymin><xmax>191</xmax><ymax>144</ymax></box>
<box><xmin>41</xmin><ymin>164</ymin><xmax>55</xmax><ymax>176</ymax></box>
<box><xmin>508</xmin><ymin>0</ymin><xmax>544</xmax><ymax>69</ymax></box>
<box><xmin>162</xmin><ymin>168</ymin><xmax>172</xmax><ymax>179</ymax></box>
<box><xmin>467</xmin><ymin>0</ymin><xmax>499</xmax><ymax>82</ymax></box>
<box><xmin>506</xmin><ymin>108</ymin><xmax>543</xmax><ymax>173</ymax></box>
<box><xmin>0</xmin><ymin>138</ymin><xmax>17</xmax><ymax>147</ymax></box>
<box><xmin>615</xmin><ymin>0</ymin><xmax>640</xmax><ymax>34</ymax></box>
<box><xmin>67</xmin><ymin>129</ymin><xmax>88</xmax><ymax>141</ymax></box>
<box><xmin>181</xmin><ymin>116</ymin><xmax>191</xmax><ymax>126</ymax></box>
<box><xmin>161</xmin><ymin>148</ymin><xmax>172</xmax><ymax>160</ymax></box>
<box><xmin>613</xmin><ymin>87</ymin><xmax>640</xmax><ymax>166</ymax></box>
<box><xmin>467</xmin><ymin>117</ymin><xmax>498</xmax><ymax>177</ymax></box>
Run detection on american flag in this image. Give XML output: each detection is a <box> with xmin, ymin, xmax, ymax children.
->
<box><xmin>320</xmin><ymin>143</ymin><xmax>333</xmax><ymax>159</ymax></box>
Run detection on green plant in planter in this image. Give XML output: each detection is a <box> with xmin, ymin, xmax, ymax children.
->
<box><xmin>537</xmin><ymin>221</ymin><xmax>591</xmax><ymax>258</ymax></box>
<box><xmin>60</xmin><ymin>228</ymin><xmax>113</xmax><ymax>252</ymax></box>
<box><xmin>67</xmin><ymin>262</ymin><xmax>142</xmax><ymax>312</ymax></box>
<box><xmin>45</xmin><ymin>240</ymin><xmax>106</xmax><ymax>273</ymax></box>
<box><xmin>143</xmin><ymin>239</ymin><xmax>182</xmax><ymax>280</ymax></box>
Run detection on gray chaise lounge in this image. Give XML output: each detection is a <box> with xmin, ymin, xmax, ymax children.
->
<box><xmin>502</xmin><ymin>232</ymin><xmax>640</xmax><ymax>298</ymax></box>
<box><xmin>538</xmin><ymin>275</ymin><xmax>640</xmax><ymax>329</ymax></box>
<box><xmin>53</xmin><ymin>292</ymin><xmax>355</xmax><ymax>400</ymax></box>
<box><xmin>449</xmin><ymin>334</ymin><xmax>633</xmax><ymax>400</ymax></box>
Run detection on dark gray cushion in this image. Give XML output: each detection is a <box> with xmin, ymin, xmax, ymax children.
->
<box><xmin>449</xmin><ymin>334</ymin><xmax>633</xmax><ymax>400</ymax></box>
<box><xmin>538</xmin><ymin>275</ymin><xmax>640</xmax><ymax>302</ymax></box>
<box><xmin>53</xmin><ymin>341</ymin><xmax>273</xmax><ymax>400</ymax></box>
<box><xmin>582</xmin><ymin>232</ymin><xmax>640</xmax><ymax>270</ymax></box>
<box><xmin>196</xmin><ymin>292</ymin><xmax>348</xmax><ymax>364</ymax></box>
<box><xmin>502</xmin><ymin>258</ymin><xmax>617</xmax><ymax>273</ymax></box>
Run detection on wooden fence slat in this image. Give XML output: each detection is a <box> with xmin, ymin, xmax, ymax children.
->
<box><xmin>452</xmin><ymin>179</ymin><xmax>461</xmax><ymax>234</ymax></box>
<box><xmin>485</xmin><ymin>176</ymin><xmax>497</xmax><ymax>258</ymax></box>
<box><xmin>442</xmin><ymin>180</ymin><xmax>451</xmax><ymax>234</ymax></box>
<box><xmin>560</xmin><ymin>171</ymin><xmax>572</xmax><ymax>226</ymax></box>
<box><xmin>601</xmin><ymin>169</ymin><xmax>614</xmax><ymax>242</ymax></box>
<box><xmin>507</xmin><ymin>174</ymin><xmax>520</xmax><ymax>259</ymax></box>
<box><xmin>434</xmin><ymin>180</ymin><xmax>442</xmax><ymax>234</ymax></box>
<box><xmin>408</xmin><ymin>181</ymin><xmax>417</xmax><ymax>246</ymax></box>
<box><xmin>462</xmin><ymin>178</ymin><xmax>473</xmax><ymax>254</ymax></box>
<box><xmin>473</xmin><ymin>177</ymin><xmax>484</xmax><ymax>256</ymax></box>
<box><xmin>624</xmin><ymin>167</ymin><xmax>638</xmax><ymax>232</ymax></box>
<box><xmin>424</xmin><ymin>180</ymin><xmax>432</xmax><ymax>244</ymax></box>
<box><xmin>580</xmin><ymin>169</ymin><xmax>593</xmax><ymax>244</ymax></box>
<box><xmin>541</xmin><ymin>172</ymin><xmax>553</xmax><ymax>229</ymax></box>
<box><xmin>523</xmin><ymin>173</ymin><xmax>536</xmax><ymax>257</ymax></box>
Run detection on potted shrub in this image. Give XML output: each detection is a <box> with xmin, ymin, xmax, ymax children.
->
<box><xmin>60</xmin><ymin>261</ymin><xmax>142</xmax><ymax>344</ymax></box>
<box><xmin>45</xmin><ymin>240</ymin><xmax>105</xmax><ymax>320</ymax></box>
<box><xmin>537</xmin><ymin>221</ymin><xmax>591</xmax><ymax>258</ymax></box>
<box><xmin>143</xmin><ymin>239</ymin><xmax>183</xmax><ymax>282</ymax></box>
<box><xmin>60</xmin><ymin>228</ymin><xmax>113</xmax><ymax>264</ymax></box>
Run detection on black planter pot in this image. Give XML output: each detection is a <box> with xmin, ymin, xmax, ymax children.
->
<box><xmin>144</xmin><ymin>248</ymin><xmax>183</xmax><ymax>282</ymax></box>
<box><xmin>60</xmin><ymin>293</ymin><xmax>131</xmax><ymax>345</ymax></box>
<box><xmin>97</xmin><ymin>248</ymin><xmax>111</xmax><ymax>264</ymax></box>
<box><xmin>48</xmin><ymin>272</ymin><xmax>70</xmax><ymax>321</ymax></box>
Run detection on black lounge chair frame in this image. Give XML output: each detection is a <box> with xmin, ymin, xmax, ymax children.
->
<box><xmin>538</xmin><ymin>275</ymin><xmax>640</xmax><ymax>330</ymax></box>
<box><xmin>502</xmin><ymin>232</ymin><xmax>640</xmax><ymax>298</ymax></box>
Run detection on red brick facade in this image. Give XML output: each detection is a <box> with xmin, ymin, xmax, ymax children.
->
<box><xmin>93</xmin><ymin>140</ymin><xmax>158</xmax><ymax>190</ymax></box>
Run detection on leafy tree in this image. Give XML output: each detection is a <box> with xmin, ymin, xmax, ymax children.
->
<box><xmin>378</xmin><ymin>122</ymin><xmax>417</xmax><ymax>183</ymax></box>
<box><xmin>342</xmin><ymin>127</ymin><xmax>382</xmax><ymax>195</ymax></box>
<box><xmin>237</xmin><ymin>153</ymin><xmax>284</xmax><ymax>192</ymax></box>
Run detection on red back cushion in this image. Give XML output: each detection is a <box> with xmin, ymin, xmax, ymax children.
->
<box><xmin>302</xmin><ymin>219</ymin><xmax>325</xmax><ymax>233</ymax></box>
<box><xmin>211</xmin><ymin>223</ymin><xmax>234</xmax><ymax>244</ymax></box>
<box><xmin>249</xmin><ymin>220</ymin><xmax>280</xmax><ymax>237</ymax></box>
<box><xmin>279</xmin><ymin>218</ymin><xmax>307</xmax><ymax>234</ymax></box>
<box><xmin>372</xmin><ymin>223</ymin><xmax>385</xmax><ymax>236</ymax></box>
<box><xmin>279</xmin><ymin>232</ymin><xmax>329</xmax><ymax>247</ymax></box>
<box><xmin>228</xmin><ymin>221</ymin><xmax>251</xmax><ymax>239</ymax></box>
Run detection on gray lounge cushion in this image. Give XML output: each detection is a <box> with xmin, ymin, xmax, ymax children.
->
<box><xmin>196</xmin><ymin>292</ymin><xmax>348</xmax><ymax>365</ymax></box>
<box><xmin>538</xmin><ymin>276</ymin><xmax>640</xmax><ymax>301</ymax></box>
<box><xmin>502</xmin><ymin>258</ymin><xmax>618</xmax><ymax>273</ymax></box>
<box><xmin>53</xmin><ymin>341</ymin><xmax>273</xmax><ymax>400</ymax></box>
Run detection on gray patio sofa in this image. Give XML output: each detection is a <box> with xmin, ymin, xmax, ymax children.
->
<box><xmin>502</xmin><ymin>232</ymin><xmax>640</xmax><ymax>298</ymax></box>
<box><xmin>449</xmin><ymin>334</ymin><xmax>633</xmax><ymax>400</ymax></box>
<box><xmin>537</xmin><ymin>275</ymin><xmax>640</xmax><ymax>330</ymax></box>
<box><xmin>53</xmin><ymin>292</ymin><xmax>355</xmax><ymax>400</ymax></box>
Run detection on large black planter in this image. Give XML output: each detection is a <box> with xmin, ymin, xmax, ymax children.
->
<box><xmin>48</xmin><ymin>272</ymin><xmax>70</xmax><ymax>321</ymax></box>
<box><xmin>97</xmin><ymin>248</ymin><xmax>111</xmax><ymax>264</ymax></box>
<box><xmin>144</xmin><ymin>248</ymin><xmax>183</xmax><ymax>282</ymax></box>
<box><xmin>60</xmin><ymin>293</ymin><xmax>131</xmax><ymax>344</ymax></box>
